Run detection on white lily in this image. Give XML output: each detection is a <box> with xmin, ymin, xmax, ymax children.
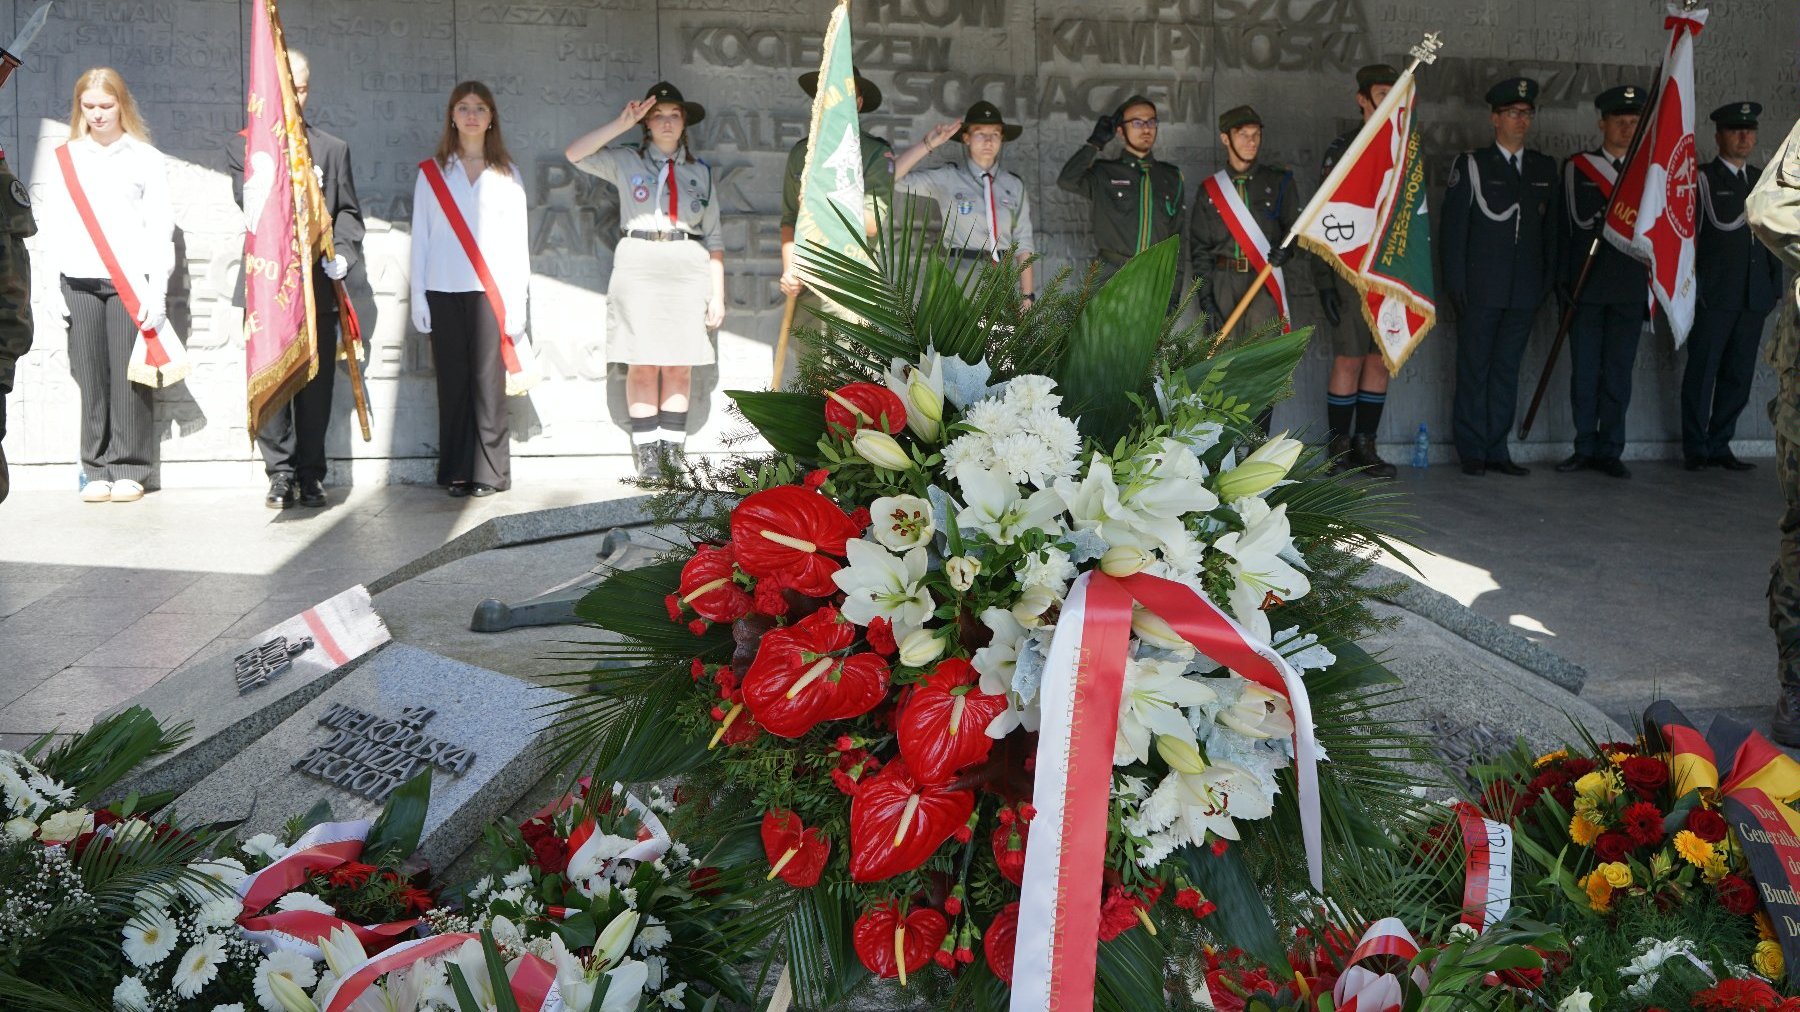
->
<box><xmin>868</xmin><ymin>494</ymin><xmax>934</xmax><ymax>551</ymax></box>
<box><xmin>1144</xmin><ymin>760</ymin><xmax>1274</xmax><ymax>844</ymax></box>
<box><xmin>832</xmin><ymin>540</ymin><xmax>933</xmax><ymax>640</ymax></box>
<box><xmin>595</xmin><ymin>908</ymin><xmax>643</xmax><ymax>969</ymax></box>
<box><xmin>1213</xmin><ymin>499</ymin><xmax>1310</xmax><ymax>643</ymax></box>
<box><xmin>958</xmin><ymin>467</ymin><xmax>1066</xmax><ymax>545</ymax></box>
<box><xmin>319</xmin><ymin>925</ymin><xmax>368</xmax><ymax>980</ymax></box>
<box><xmin>1215</xmin><ymin>433</ymin><xmax>1304</xmax><ymax>501</ymax></box>
<box><xmin>1123</xmin><ymin>439</ymin><xmax>1219</xmax><ymax>520</ymax></box>
<box><xmin>898</xmin><ymin>628</ymin><xmax>946</xmax><ymax>667</ymax></box>
<box><xmin>1217</xmin><ymin>682</ymin><xmax>1295</xmax><ymax>739</ymax></box>
<box><xmin>1115</xmin><ymin>657</ymin><xmax>1217</xmax><ymax>766</ymax></box>
<box><xmin>974</xmin><ymin>608</ymin><xmax>1038</xmax><ymax>737</ymax></box>
<box><xmin>1056</xmin><ymin>456</ymin><xmax>1151</xmax><ymax>549</ymax></box>
<box><xmin>885</xmin><ymin>351</ymin><xmax>946</xmax><ymax>442</ymax></box>
<box><xmin>449</xmin><ymin>938</ymin><xmax>498</xmax><ymax>1009</ymax></box>
<box><xmin>944</xmin><ymin>555</ymin><xmax>981</xmax><ymax>592</ymax></box>
<box><xmin>1010</xmin><ymin>585</ymin><xmax>1059</xmax><ymax>628</ymax></box>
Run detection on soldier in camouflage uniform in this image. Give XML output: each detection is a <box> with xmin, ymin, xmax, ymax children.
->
<box><xmin>1746</xmin><ymin>114</ymin><xmax>1800</xmax><ymax>744</ymax></box>
<box><xmin>0</xmin><ymin>150</ymin><xmax>36</xmax><ymax>504</ymax></box>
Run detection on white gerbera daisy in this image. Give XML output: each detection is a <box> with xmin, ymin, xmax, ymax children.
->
<box><xmin>122</xmin><ymin>908</ymin><xmax>179</xmax><ymax>968</ymax></box>
<box><xmin>254</xmin><ymin>950</ymin><xmax>318</xmax><ymax>1012</ymax></box>
<box><xmin>273</xmin><ymin>890</ymin><xmax>336</xmax><ymax>915</ymax></box>
<box><xmin>171</xmin><ymin>933</ymin><xmax>228</xmax><ymax>999</ymax></box>
<box><xmin>241</xmin><ymin>833</ymin><xmax>286</xmax><ymax>861</ymax></box>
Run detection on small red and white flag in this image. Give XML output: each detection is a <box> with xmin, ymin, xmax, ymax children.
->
<box><xmin>1603</xmin><ymin>3</ymin><xmax>1707</xmax><ymax>346</ymax></box>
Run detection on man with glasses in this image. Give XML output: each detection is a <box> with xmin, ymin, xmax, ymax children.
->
<box><xmin>1057</xmin><ymin>95</ymin><xmax>1186</xmax><ymax>282</ymax></box>
<box><xmin>1682</xmin><ymin>101</ymin><xmax>1781</xmax><ymax>471</ymax></box>
<box><xmin>1441</xmin><ymin>77</ymin><xmax>1558</xmax><ymax>477</ymax></box>
<box><xmin>1556</xmin><ymin>84</ymin><xmax>1651</xmax><ymax>479</ymax></box>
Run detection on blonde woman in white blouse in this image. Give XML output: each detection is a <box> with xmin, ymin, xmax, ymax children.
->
<box><xmin>409</xmin><ymin>81</ymin><xmax>530</xmax><ymax>498</ymax></box>
<box><xmin>43</xmin><ymin>68</ymin><xmax>174</xmax><ymax>504</ymax></box>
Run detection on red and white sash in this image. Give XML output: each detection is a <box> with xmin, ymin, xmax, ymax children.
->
<box><xmin>1571</xmin><ymin>152</ymin><xmax>1618</xmax><ymax>198</ymax></box>
<box><xmin>1201</xmin><ymin>169</ymin><xmax>1292</xmax><ymax>332</ymax></box>
<box><xmin>55</xmin><ymin>143</ymin><xmax>189</xmax><ymax>388</ymax></box>
<box><xmin>418</xmin><ymin>159</ymin><xmax>539</xmax><ymax>395</ymax></box>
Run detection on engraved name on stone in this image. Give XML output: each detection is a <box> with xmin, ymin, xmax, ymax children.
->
<box><xmin>291</xmin><ymin>703</ymin><xmax>478</xmax><ymax>803</ymax></box>
<box><xmin>233</xmin><ymin>635</ymin><xmax>315</xmax><ymax>695</ymax></box>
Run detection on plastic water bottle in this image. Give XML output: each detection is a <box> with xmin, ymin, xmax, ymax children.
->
<box><xmin>1411</xmin><ymin>424</ymin><xmax>1430</xmax><ymax>469</ymax></box>
<box><xmin>77</xmin><ymin>469</ymin><xmax>88</xmax><ymax>490</ymax></box>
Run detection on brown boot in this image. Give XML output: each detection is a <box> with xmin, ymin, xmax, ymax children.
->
<box><xmin>1775</xmin><ymin>686</ymin><xmax>1800</xmax><ymax>747</ymax></box>
<box><xmin>1351</xmin><ymin>434</ymin><xmax>1397</xmax><ymax>479</ymax></box>
<box><xmin>1326</xmin><ymin>435</ymin><xmax>1353</xmax><ymax>475</ymax></box>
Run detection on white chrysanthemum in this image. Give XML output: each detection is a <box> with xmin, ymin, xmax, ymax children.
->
<box><xmin>941</xmin><ymin>430</ymin><xmax>996</xmax><ymax>480</ymax></box>
<box><xmin>660</xmin><ymin>982</ymin><xmax>689</xmax><ymax>1008</ymax></box>
<box><xmin>467</xmin><ymin>874</ymin><xmax>493</xmax><ymax>899</ymax></box>
<box><xmin>1019</xmin><ymin>546</ymin><xmax>1076</xmax><ymax>592</ymax></box>
<box><xmin>961</xmin><ymin>397</ymin><xmax>1013</xmax><ymax>436</ymax></box>
<box><xmin>1024</xmin><ymin>408</ymin><xmax>1082</xmax><ymax>473</ymax></box>
<box><xmin>212</xmin><ymin>1004</ymin><xmax>247</xmax><ymax>1012</ymax></box>
<box><xmin>171</xmin><ymin>933</ymin><xmax>228</xmax><ymax>999</ymax></box>
<box><xmin>273</xmin><ymin>890</ymin><xmax>336</xmax><ymax>915</ymax></box>
<box><xmin>241</xmin><ymin>833</ymin><xmax>286</xmax><ymax>862</ymax></box>
<box><xmin>1002</xmin><ymin>374</ymin><xmax>1061</xmax><ymax>413</ymax></box>
<box><xmin>122</xmin><ymin>908</ymin><xmax>179</xmax><ymax>967</ymax></box>
<box><xmin>989</xmin><ymin>431</ymin><xmax>1067</xmax><ymax>489</ymax></box>
<box><xmin>643</xmin><ymin>954</ymin><xmax>668</xmax><ymax>989</ymax></box>
<box><xmin>195</xmin><ymin>894</ymin><xmax>243</xmax><ymax>930</ymax></box>
<box><xmin>27</xmin><ymin>769</ymin><xmax>75</xmax><ymax>805</ymax></box>
<box><xmin>112</xmin><ymin>975</ymin><xmax>151</xmax><ymax>1012</ymax></box>
<box><xmin>502</xmin><ymin>864</ymin><xmax>534</xmax><ymax>889</ymax></box>
<box><xmin>633</xmin><ymin>917</ymin><xmax>672</xmax><ymax>954</ymax></box>
<box><xmin>254</xmin><ymin>950</ymin><xmax>318</xmax><ymax>1012</ymax></box>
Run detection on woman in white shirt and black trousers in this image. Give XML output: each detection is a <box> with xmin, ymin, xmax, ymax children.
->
<box><xmin>44</xmin><ymin>68</ymin><xmax>175</xmax><ymax>504</ymax></box>
<box><xmin>565</xmin><ymin>82</ymin><xmax>725</xmax><ymax>479</ymax></box>
<box><xmin>410</xmin><ymin>81</ymin><xmax>530</xmax><ymax>497</ymax></box>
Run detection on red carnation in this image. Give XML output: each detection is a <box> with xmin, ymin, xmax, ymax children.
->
<box><xmin>1174</xmin><ymin>887</ymin><xmax>1204</xmax><ymax>911</ymax></box>
<box><xmin>1620</xmin><ymin>801</ymin><xmax>1665</xmax><ymax>847</ymax></box>
<box><xmin>1619</xmin><ymin>755</ymin><xmax>1669</xmax><ymax>798</ymax></box>
<box><xmin>1688</xmin><ymin>806</ymin><xmax>1730</xmax><ymax>844</ymax></box>
<box><xmin>824</xmin><ymin>382</ymin><xmax>907</xmax><ymax>435</ymax></box>
<box><xmin>866</xmin><ymin>616</ymin><xmax>897</xmax><ymax>656</ymax></box>
<box><xmin>1716</xmin><ymin>873</ymin><xmax>1758</xmax><ymax>916</ymax></box>
<box><xmin>1594</xmin><ymin>831</ymin><xmax>1633</xmax><ymax>862</ymax></box>
<box><xmin>1694</xmin><ymin>979</ymin><xmax>1781</xmax><ymax>1010</ymax></box>
<box><xmin>983</xmin><ymin>903</ymin><xmax>1020</xmax><ymax>984</ymax></box>
<box><xmin>730</xmin><ymin>485</ymin><xmax>860</xmax><ymax>597</ymax></box>
<box><xmin>676</xmin><ymin>544</ymin><xmax>751</xmax><ymax>624</ymax></box>
<box><xmin>991</xmin><ymin>822</ymin><xmax>1027</xmax><ymax>885</ymax></box>
<box><xmin>1097</xmin><ymin>885</ymin><xmax>1147</xmax><ymax>942</ymax></box>
<box><xmin>752</xmin><ymin>579</ymin><xmax>790</xmax><ymax>617</ymax></box>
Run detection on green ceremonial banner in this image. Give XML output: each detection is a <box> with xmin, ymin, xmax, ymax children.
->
<box><xmin>794</xmin><ymin>2</ymin><xmax>870</xmax><ymax>266</ymax></box>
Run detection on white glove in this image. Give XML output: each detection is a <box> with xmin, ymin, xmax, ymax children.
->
<box><xmin>322</xmin><ymin>254</ymin><xmax>349</xmax><ymax>281</ymax></box>
<box><xmin>136</xmin><ymin>295</ymin><xmax>167</xmax><ymax>334</ymax></box>
<box><xmin>411</xmin><ymin>299</ymin><xmax>431</xmax><ymax>335</ymax></box>
<box><xmin>505</xmin><ymin>321</ymin><xmax>526</xmax><ymax>340</ymax></box>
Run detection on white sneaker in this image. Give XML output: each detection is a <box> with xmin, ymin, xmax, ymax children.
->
<box><xmin>109</xmin><ymin>479</ymin><xmax>145</xmax><ymax>503</ymax></box>
<box><xmin>80</xmin><ymin>480</ymin><xmax>113</xmax><ymax>503</ymax></box>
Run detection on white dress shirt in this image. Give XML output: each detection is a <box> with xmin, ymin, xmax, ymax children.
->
<box><xmin>409</xmin><ymin>155</ymin><xmax>530</xmax><ymax>334</ymax></box>
<box><xmin>41</xmin><ymin>133</ymin><xmax>175</xmax><ymax>289</ymax></box>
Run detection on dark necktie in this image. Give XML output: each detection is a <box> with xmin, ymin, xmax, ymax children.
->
<box><xmin>1137</xmin><ymin>161</ymin><xmax>1152</xmax><ymax>253</ymax></box>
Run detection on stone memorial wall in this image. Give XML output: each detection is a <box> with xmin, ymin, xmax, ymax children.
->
<box><xmin>4</xmin><ymin>0</ymin><xmax>1797</xmax><ymax>487</ymax></box>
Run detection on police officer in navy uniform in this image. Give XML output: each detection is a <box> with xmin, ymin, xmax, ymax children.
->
<box><xmin>1556</xmin><ymin>84</ymin><xmax>1651</xmax><ymax>479</ymax></box>
<box><xmin>1682</xmin><ymin>101</ymin><xmax>1783</xmax><ymax>471</ymax></box>
<box><xmin>1057</xmin><ymin>95</ymin><xmax>1185</xmax><ymax>280</ymax></box>
<box><xmin>1441</xmin><ymin>77</ymin><xmax>1559</xmax><ymax>477</ymax></box>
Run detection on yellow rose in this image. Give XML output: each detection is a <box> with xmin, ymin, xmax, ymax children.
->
<box><xmin>1574</xmin><ymin>770</ymin><xmax>1621</xmax><ymax>802</ymax></box>
<box><xmin>1755</xmin><ymin>939</ymin><xmax>1786</xmax><ymax>979</ymax></box>
<box><xmin>36</xmin><ymin>808</ymin><xmax>91</xmax><ymax>845</ymax></box>
<box><xmin>1570</xmin><ymin>814</ymin><xmax>1604</xmax><ymax>847</ymax></box>
<box><xmin>1600</xmin><ymin>861</ymin><xmax>1631</xmax><ymax>888</ymax></box>
<box><xmin>1584</xmin><ymin>870</ymin><xmax>1614</xmax><ymax>912</ymax></box>
<box><xmin>1672</xmin><ymin>829</ymin><xmax>1715</xmax><ymax>868</ymax></box>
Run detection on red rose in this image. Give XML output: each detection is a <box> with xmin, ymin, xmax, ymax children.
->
<box><xmin>1620</xmin><ymin>801</ymin><xmax>1666</xmax><ymax>848</ymax></box>
<box><xmin>1687</xmin><ymin>807</ymin><xmax>1729</xmax><ymax>844</ymax></box>
<box><xmin>1562</xmin><ymin>756</ymin><xmax>1597</xmax><ymax>778</ymax></box>
<box><xmin>1716</xmin><ymin>874</ymin><xmax>1757</xmax><ymax>915</ymax></box>
<box><xmin>532</xmin><ymin>835</ymin><xmax>568</xmax><ymax>876</ymax></box>
<box><xmin>1594</xmin><ymin>831</ymin><xmax>1633</xmax><ymax>862</ymax></box>
<box><xmin>688</xmin><ymin>866</ymin><xmax>723</xmax><ymax>896</ymax></box>
<box><xmin>1619</xmin><ymin>756</ymin><xmax>1669</xmax><ymax>798</ymax></box>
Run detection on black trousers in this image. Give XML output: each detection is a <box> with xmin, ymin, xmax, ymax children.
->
<box><xmin>63</xmin><ymin>276</ymin><xmax>154</xmax><ymax>484</ymax></box>
<box><xmin>1452</xmin><ymin>306</ymin><xmax>1535</xmax><ymax>464</ymax></box>
<box><xmin>427</xmin><ymin>291</ymin><xmax>510</xmax><ymax>490</ymax></box>
<box><xmin>257</xmin><ymin>307</ymin><xmax>340</xmax><ymax>481</ymax></box>
<box><xmin>1569</xmin><ymin>303</ymin><xmax>1643</xmax><ymax>460</ymax></box>
<box><xmin>1681</xmin><ymin>306</ymin><xmax>1769</xmax><ymax>459</ymax></box>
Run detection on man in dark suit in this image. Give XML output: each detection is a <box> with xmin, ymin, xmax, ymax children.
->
<box><xmin>228</xmin><ymin>50</ymin><xmax>365</xmax><ymax>509</ymax></box>
<box><xmin>1440</xmin><ymin>77</ymin><xmax>1558</xmax><ymax>476</ymax></box>
<box><xmin>1556</xmin><ymin>85</ymin><xmax>1650</xmax><ymax>479</ymax></box>
<box><xmin>1682</xmin><ymin>101</ymin><xmax>1783</xmax><ymax>471</ymax></box>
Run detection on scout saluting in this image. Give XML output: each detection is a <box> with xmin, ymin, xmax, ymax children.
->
<box><xmin>44</xmin><ymin>68</ymin><xmax>180</xmax><ymax>504</ymax></box>
<box><xmin>410</xmin><ymin>80</ymin><xmax>536</xmax><ymax>498</ymax></box>
<box><xmin>566</xmin><ymin>82</ymin><xmax>725</xmax><ymax>479</ymax></box>
<box><xmin>893</xmin><ymin>100</ymin><xmax>1035</xmax><ymax>302</ymax></box>
<box><xmin>1057</xmin><ymin>95</ymin><xmax>1184</xmax><ymax>280</ymax></box>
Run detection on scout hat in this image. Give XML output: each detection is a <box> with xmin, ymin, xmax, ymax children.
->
<box><xmin>1711</xmin><ymin>101</ymin><xmax>1762</xmax><ymax>129</ymax></box>
<box><xmin>1218</xmin><ymin>104</ymin><xmax>1261</xmax><ymax>133</ymax></box>
<box><xmin>798</xmin><ymin>65</ymin><xmax>883</xmax><ymax>113</ymax></box>
<box><xmin>1595</xmin><ymin>84</ymin><xmax>1648</xmax><ymax>116</ymax></box>
<box><xmin>644</xmin><ymin>81</ymin><xmax>704</xmax><ymax>126</ymax></box>
<box><xmin>1356</xmin><ymin>63</ymin><xmax>1399</xmax><ymax>93</ymax></box>
<box><xmin>1486</xmin><ymin>77</ymin><xmax>1539</xmax><ymax>110</ymax></box>
<box><xmin>960</xmin><ymin>100</ymin><xmax>1020</xmax><ymax>142</ymax></box>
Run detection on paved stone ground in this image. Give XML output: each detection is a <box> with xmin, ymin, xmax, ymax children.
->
<box><xmin>0</xmin><ymin>456</ymin><xmax>1783</xmax><ymax>751</ymax></box>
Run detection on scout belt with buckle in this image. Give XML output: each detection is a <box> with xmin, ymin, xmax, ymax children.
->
<box><xmin>1213</xmin><ymin>255</ymin><xmax>1251</xmax><ymax>272</ymax></box>
<box><xmin>623</xmin><ymin>229</ymin><xmax>700</xmax><ymax>243</ymax></box>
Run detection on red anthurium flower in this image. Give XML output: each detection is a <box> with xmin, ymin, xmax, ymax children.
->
<box><xmin>852</xmin><ymin>901</ymin><xmax>947</xmax><ymax>984</ymax></box>
<box><xmin>983</xmin><ymin>902</ymin><xmax>1020</xmax><ymax>984</ymax></box>
<box><xmin>849</xmin><ymin>758</ymin><xmax>976</xmax><ymax>882</ymax></box>
<box><xmin>896</xmin><ymin>659</ymin><xmax>1010</xmax><ymax>785</ymax></box>
<box><xmin>825</xmin><ymin>382</ymin><xmax>907</xmax><ymax>436</ymax></box>
<box><xmin>743</xmin><ymin>608</ymin><xmax>890</xmax><ymax>737</ymax></box>
<box><xmin>991</xmin><ymin>821</ymin><xmax>1027</xmax><ymax>885</ymax></box>
<box><xmin>760</xmin><ymin>809</ymin><xmax>831</xmax><ymax>888</ymax></box>
<box><xmin>677</xmin><ymin>544</ymin><xmax>751</xmax><ymax>624</ymax></box>
<box><xmin>730</xmin><ymin>485</ymin><xmax>861</xmax><ymax>597</ymax></box>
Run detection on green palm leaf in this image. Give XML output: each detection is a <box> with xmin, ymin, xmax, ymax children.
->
<box><xmin>1053</xmin><ymin>236</ymin><xmax>1178</xmax><ymax>444</ymax></box>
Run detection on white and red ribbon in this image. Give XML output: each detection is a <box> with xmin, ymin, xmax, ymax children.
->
<box><xmin>1333</xmin><ymin>917</ymin><xmax>1428</xmax><ymax>1012</ymax></box>
<box><xmin>1453</xmin><ymin>802</ymin><xmax>1512</xmax><ymax>934</ymax></box>
<box><xmin>318</xmin><ymin>932</ymin><xmax>559</xmax><ymax>1012</ymax></box>
<box><xmin>1202</xmin><ymin>169</ymin><xmax>1292</xmax><ymax>331</ymax></box>
<box><xmin>234</xmin><ymin>819</ymin><xmax>421</xmax><ymax>959</ymax></box>
<box><xmin>1010</xmin><ymin>571</ymin><xmax>1322</xmax><ymax>1012</ymax></box>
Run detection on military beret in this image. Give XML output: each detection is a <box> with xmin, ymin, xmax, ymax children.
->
<box><xmin>1485</xmin><ymin>77</ymin><xmax>1538</xmax><ymax>110</ymax></box>
<box><xmin>1356</xmin><ymin>64</ymin><xmax>1400</xmax><ymax>92</ymax></box>
<box><xmin>1218</xmin><ymin>104</ymin><xmax>1262</xmax><ymax>133</ymax></box>
<box><xmin>1711</xmin><ymin>101</ymin><xmax>1762</xmax><ymax>129</ymax></box>
<box><xmin>1595</xmin><ymin>84</ymin><xmax>1648</xmax><ymax>116</ymax></box>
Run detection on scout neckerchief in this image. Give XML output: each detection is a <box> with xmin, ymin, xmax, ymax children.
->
<box><xmin>418</xmin><ymin>158</ymin><xmax>539</xmax><ymax>395</ymax></box>
<box><xmin>1201</xmin><ymin>168</ymin><xmax>1292</xmax><ymax>332</ymax></box>
<box><xmin>55</xmin><ymin>142</ymin><xmax>190</xmax><ymax>388</ymax></box>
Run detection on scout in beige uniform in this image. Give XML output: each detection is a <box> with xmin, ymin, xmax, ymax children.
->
<box><xmin>893</xmin><ymin>100</ymin><xmax>1035</xmax><ymax>303</ymax></box>
<box><xmin>566</xmin><ymin>82</ymin><xmax>725</xmax><ymax>477</ymax></box>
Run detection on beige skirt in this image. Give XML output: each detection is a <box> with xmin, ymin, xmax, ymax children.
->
<box><xmin>606</xmin><ymin>236</ymin><xmax>715</xmax><ymax>366</ymax></box>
